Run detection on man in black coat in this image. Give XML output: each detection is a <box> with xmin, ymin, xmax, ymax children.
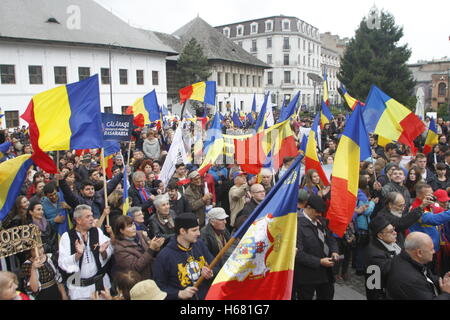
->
<box><xmin>167</xmin><ymin>182</ymin><xmax>191</xmax><ymax>216</ymax></box>
<box><xmin>236</xmin><ymin>183</ymin><xmax>266</xmax><ymax>221</ymax></box>
<box><xmin>294</xmin><ymin>195</ymin><xmax>339</xmax><ymax>300</ymax></box>
<box><xmin>364</xmin><ymin>215</ymin><xmax>402</xmax><ymax>300</ymax></box>
<box><xmin>386</xmin><ymin>232</ymin><xmax>450</xmax><ymax>300</ymax></box>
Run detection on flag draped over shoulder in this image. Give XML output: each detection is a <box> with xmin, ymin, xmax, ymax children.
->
<box><xmin>206</xmin><ymin>156</ymin><xmax>302</xmax><ymax>300</ymax></box>
<box><xmin>127</xmin><ymin>89</ymin><xmax>161</xmax><ymax>127</ymax></box>
<box><xmin>423</xmin><ymin>118</ymin><xmax>438</xmax><ymax>155</ymax></box>
<box><xmin>362</xmin><ymin>85</ymin><xmax>425</xmax><ymax>153</ymax></box>
<box><xmin>305</xmin><ymin>113</ymin><xmax>329</xmax><ymax>185</ymax></box>
<box><xmin>179</xmin><ymin>81</ymin><xmax>216</xmax><ymax>105</ymax></box>
<box><xmin>0</xmin><ymin>155</ymin><xmax>34</xmax><ymax>220</ymax></box>
<box><xmin>327</xmin><ymin>103</ymin><xmax>371</xmax><ymax>237</ymax></box>
<box><xmin>21</xmin><ymin>75</ymin><xmax>103</xmax><ymax>172</ymax></box>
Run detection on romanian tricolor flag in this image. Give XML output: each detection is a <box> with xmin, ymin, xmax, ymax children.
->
<box><xmin>0</xmin><ymin>155</ymin><xmax>34</xmax><ymax>220</ymax></box>
<box><xmin>206</xmin><ymin>155</ymin><xmax>302</xmax><ymax>300</ymax></box>
<box><xmin>320</xmin><ymin>101</ymin><xmax>334</xmax><ymax>130</ymax></box>
<box><xmin>339</xmin><ymin>85</ymin><xmax>365</xmax><ymax>110</ymax></box>
<box><xmin>179</xmin><ymin>81</ymin><xmax>216</xmax><ymax>105</ymax></box>
<box><xmin>0</xmin><ymin>108</ymin><xmax>4</xmax><ymax>127</ymax></box>
<box><xmin>0</xmin><ymin>141</ymin><xmax>11</xmax><ymax>158</ymax></box>
<box><xmin>327</xmin><ymin>103</ymin><xmax>371</xmax><ymax>237</ymax></box>
<box><xmin>21</xmin><ymin>75</ymin><xmax>103</xmax><ymax>172</ymax></box>
<box><xmin>122</xmin><ymin>162</ymin><xmax>130</xmax><ymax>215</ymax></box>
<box><xmin>423</xmin><ymin>117</ymin><xmax>439</xmax><ymax>154</ymax></box>
<box><xmin>362</xmin><ymin>85</ymin><xmax>426</xmax><ymax>154</ymax></box>
<box><xmin>127</xmin><ymin>89</ymin><xmax>161</xmax><ymax>127</ymax></box>
<box><xmin>323</xmin><ymin>70</ymin><xmax>329</xmax><ymax>106</ymax></box>
<box><xmin>198</xmin><ymin>113</ymin><xmax>223</xmax><ymax>171</ymax></box>
<box><xmin>305</xmin><ymin>114</ymin><xmax>330</xmax><ymax>186</ymax></box>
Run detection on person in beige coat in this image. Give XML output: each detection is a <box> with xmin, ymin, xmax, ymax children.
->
<box><xmin>228</xmin><ymin>171</ymin><xmax>249</xmax><ymax>227</ymax></box>
<box><xmin>184</xmin><ymin>170</ymin><xmax>213</xmax><ymax>227</ymax></box>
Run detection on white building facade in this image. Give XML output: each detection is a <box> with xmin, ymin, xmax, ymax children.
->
<box><xmin>216</xmin><ymin>16</ymin><xmax>322</xmax><ymax>111</ymax></box>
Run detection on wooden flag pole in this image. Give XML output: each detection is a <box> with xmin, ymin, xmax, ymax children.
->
<box><xmin>101</xmin><ymin>148</ymin><xmax>109</xmax><ymax>226</ymax></box>
<box><xmin>193</xmin><ymin>236</ymin><xmax>237</xmax><ymax>289</ymax></box>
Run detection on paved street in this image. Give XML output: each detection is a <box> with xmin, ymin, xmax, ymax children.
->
<box><xmin>334</xmin><ymin>268</ymin><xmax>367</xmax><ymax>300</ymax></box>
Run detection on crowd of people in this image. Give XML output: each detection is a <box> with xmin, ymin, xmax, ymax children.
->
<box><xmin>1</xmin><ymin>112</ymin><xmax>450</xmax><ymax>300</ymax></box>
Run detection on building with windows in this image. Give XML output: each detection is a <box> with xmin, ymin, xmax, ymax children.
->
<box><xmin>154</xmin><ymin>17</ymin><xmax>269</xmax><ymax>114</ymax></box>
<box><xmin>320</xmin><ymin>47</ymin><xmax>342</xmax><ymax>106</ymax></box>
<box><xmin>408</xmin><ymin>58</ymin><xmax>450</xmax><ymax>111</ymax></box>
<box><xmin>216</xmin><ymin>15</ymin><xmax>322</xmax><ymax>111</ymax></box>
<box><xmin>0</xmin><ymin>0</ymin><xmax>176</xmax><ymax>128</ymax></box>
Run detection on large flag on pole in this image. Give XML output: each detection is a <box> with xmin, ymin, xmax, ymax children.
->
<box><xmin>362</xmin><ymin>85</ymin><xmax>426</xmax><ymax>154</ymax></box>
<box><xmin>278</xmin><ymin>91</ymin><xmax>300</xmax><ymax>123</ymax></box>
<box><xmin>305</xmin><ymin>113</ymin><xmax>330</xmax><ymax>185</ymax></box>
<box><xmin>206</xmin><ymin>155</ymin><xmax>302</xmax><ymax>300</ymax></box>
<box><xmin>320</xmin><ymin>101</ymin><xmax>334</xmax><ymax>130</ymax></box>
<box><xmin>199</xmin><ymin>113</ymin><xmax>223</xmax><ymax>170</ymax></box>
<box><xmin>323</xmin><ymin>69</ymin><xmax>329</xmax><ymax>106</ymax></box>
<box><xmin>255</xmin><ymin>93</ymin><xmax>269</xmax><ymax>132</ymax></box>
<box><xmin>327</xmin><ymin>103</ymin><xmax>371</xmax><ymax>237</ymax></box>
<box><xmin>21</xmin><ymin>75</ymin><xmax>103</xmax><ymax>172</ymax></box>
<box><xmin>423</xmin><ymin>117</ymin><xmax>439</xmax><ymax>155</ymax></box>
<box><xmin>179</xmin><ymin>81</ymin><xmax>216</xmax><ymax>105</ymax></box>
<box><xmin>338</xmin><ymin>85</ymin><xmax>364</xmax><ymax>110</ymax></box>
<box><xmin>101</xmin><ymin>140</ymin><xmax>120</xmax><ymax>179</ymax></box>
<box><xmin>127</xmin><ymin>89</ymin><xmax>161</xmax><ymax>127</ymax></box>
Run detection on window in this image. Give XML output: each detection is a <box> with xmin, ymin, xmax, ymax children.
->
<box><xmin>303</xmin><ymin>56</ymin><xmax>306</xmax><ymax>66</ymax></box>
<box><xmin>0</xmin><ymin>65</ymin><xmax>15</xmax><ymax>84</ymax></box>
<box><xmin>240</xmin><ymin>101</ymin><xmax>244</xmax><ymax>109</ymax></box>
<box><xmin>217</xmin><ymin>72</ymin><xmax>222</xmax><ymax>86</ymax></box>
<box><xmin>246</xmin><ymin>75</ymin><xmax>250</xmax><ymax>87</ymax></box>
<box><xmin>54</xmin><ymin>66</ymin><xmax>67</xmax><ymax>84</ymax></box>
<box><xmin>78</xmin><ymin>67</ymin><xmax>90</xmax><ymax>81</ymax></box>
<box><xmin>438</xmin><ymin>83</ymin><xmax>447</xmax><ymax>97</ymax></box>
<box><xmin>298</xmin><ymin>38</ymin><xmax>301</xmax><ymax>49</ymax></box>
<box><xmin>265</xmin><ymin>20</ymin><xmax>273</xmax><ymax>32</ymax></box>
<box><xmin>303</xmin><ymin>40</ymin><xmax>306</xmax><ymax>51</ymax></box>
<box><xmin>258</xmin><ymin>76</ymin><xmax>261</xmax><ymax>87</ymax></box>
<box><xmin>253</xmin><ymin>76</ymin><xmax>257</xmax><ymax>87</ymax></box>
<box><xmin>219</xmin><ymin>101</ymin><xmax>223</xmax><ymax>111</ymax></box>
<box><xmin>238</xmin><ymin>41</ymin><xmax>243</xmax><ymax>47</ymax></box>
<box><xmin>267</xmin><ymin>54</ymin><xmax>272</xmax><ymax>64</ymax></box>
<box><xmin>101</xmin><ymin>68</ymin><xmax>110</xmax><ymax>85</ymax></box>
<box><xmin>284</xmin><ymin>71</ymin><xmax>291</xmax><ymax>83</ymax></box>
<box><xmin>267</xmin><ymin>71</ymin><xmax>273</xmax><ymax>85</ymax></box>
<box><xmin>5</xmin><ymin>110</ymin><xmax>19</xmax><ymax>128</ymax></box>
<box><xmin>251</xmin><ymin>39</ymin><xmax>257</xmax><ymax>52</ymax></box>
<box><xmin>136</xmin><ymin>70</ymin><xmax>144</xmax><ymax>85</ymax></box>
<box><xmin>28</xmin><ymin>65</ymin><xmax>43</xmax><ymax>84</ymax></box>
<box><xmin>104</xmin><ymin>106</ymin><xmax>113</xmax><ymax>114</ymax></box>
<box><xmin>233</xmin><ymin>74</ymin><xmax>237</xmax><ymax>87</ymax></box>
<box><xmin>152</xmin><ymin>71</ymin><xmax>159</xmax><ymax>85</ymax></box>
<box><xmin>223</xmin><ymin>27</ymin><xmax>230</xmax><ymax>38</ymax></box>
<box><xmin>237</xmin><ymin>25</ymin><xmax>244</xmax><ymax>36</ymax></box>
<box><xmin>267</xmin><ymin>37</ymin><xmax>272</xmax><ymax>49</ymax></box>
<box><xmin>225</xmin><ymin>73</ymin><xmax>230</xmax><ymax>86</ymax></box>
<box><xmin>240</xmin><ymin>74</ymin><xmax>244</xmax><ymax>87</ymax></box>
<box><xmin>121</xmin><ymin>106</ymin><xmax>129</xmax><ymax>114</ymax></box>
<box><xmin>284</xmin><ymin>54</ymin><xmax>290</xmax><ymax>66</ymax></box>
<box><xmin>283</xmin><ymin>37</ymin><xmax>290</xmax><ymax>50</ymax></box>
<box><xmin>282</xmin><ymin>19</ymin><xmax>290</xmax><ymax>31</ymax></box>
<box><xmin>119</xmin><ymin>69</ymin><xmax>128</xmax><ymax>85</ymax></box>
<box><xmin>251</xmin><ymin>23</ymin><xmax>258</xmax><ymax>34</ymax></box>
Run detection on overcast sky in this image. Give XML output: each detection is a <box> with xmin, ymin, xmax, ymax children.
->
<box><xmin>94</xmin><ymin>0</ymin><xmax>449</xmax><ymax>64</ymax></box>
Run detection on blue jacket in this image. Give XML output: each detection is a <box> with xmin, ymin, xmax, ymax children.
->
<box><xmin>208</xmin><ymin>166</ymin><xmax>228</xmax><ymax>183</ymax></box>
<box><xmin>409</xmin><ymin>209</ymin><xmax>450</xmax><ymax>251</ymax></box>
<box><xmin>354</xmin><ymin>189</ymin><xmax>375</xmax><ymax>232</ymax></box>
<box><xmin>152</xmin><ymin>236</ymin><xmax>217</xmax><ymax>300</ymax></box>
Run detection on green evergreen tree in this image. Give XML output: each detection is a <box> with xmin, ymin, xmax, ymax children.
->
<box><xmin>176</xmin><ymin>38</ymin><xmax>211</xmax><ymax>91</ymax></box>
<box><xmin>338</xmin><ymin>10</ymin><xmax>416</xmax><ymax>109</ymax></box>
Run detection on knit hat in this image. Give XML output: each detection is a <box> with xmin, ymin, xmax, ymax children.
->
<box><xmin>306</xmin><ymin>195</ymin><xmax>327</xmax><ymax>213</ymax></box>
<box><xmin>369</xmin><ymin>215</ymin><xmax>391</xmax><ymax>235</ymax></box>
<box><xmin>175</xmin><ymin>213</ymin><xmax>199</xmax><ymax>232</ymax></box>
<box><xmin>129</xmin><ymin>280</ymin><xmax>167</xmax><ymax>300</ymax></box>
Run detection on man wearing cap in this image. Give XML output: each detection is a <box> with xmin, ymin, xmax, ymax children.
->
<box><xmin>364</xmin><ymin>215</ymin><xmax>402</xmax><ymax>300</ymax></box>
<box><xmin>294</xmin><ymin>195</ymin><xmax>339</xmax><ymax>300</ymax></box>
<box><xmin>184</xmin><ymin>171</ymin><xmax>213</xmax><ymax>227</ymax></box>
<box><xmin>200</xmin><ymin>208</ymin><xmax>231</xmax><ymax>268</ymax></box>
<box><xmin>152</xmin><ymin>213</ymin><xmax>217</xmax><ymax>300</ymax></box>
<box><xmin>229</xmin><ymin>171</ymin><xmax>249</xmax><ymax>228</ymax></box>
<box><xmin>76</xmin><ymin>153</ymin><xmax>92</xmax><ymax>181</ymax></box>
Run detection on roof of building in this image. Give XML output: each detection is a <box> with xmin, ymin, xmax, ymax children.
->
<box><xmin>154</xmin><ymin>17</ymin><xmax>269</xmax><ymax>68</ymax></box>
<box><xmin>0</xmin><ymin>0</ymin><xmax>176</xmax><ymax>55</ymax></box>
